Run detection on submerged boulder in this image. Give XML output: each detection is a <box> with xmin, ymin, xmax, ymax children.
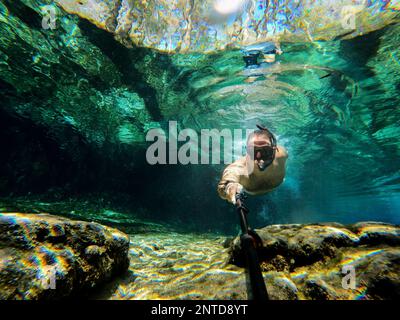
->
<box><xmin>0</xmin><ymin>212</ymin><xmax>130</xmax><ymax>300</ymax></box>
<box><xmin>229</xmin><ymin>222</ymin><xmax>400</xmax><ymax>300</ymax></box>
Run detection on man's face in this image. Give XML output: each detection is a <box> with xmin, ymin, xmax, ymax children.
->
<box><xmin>247</xmin><ymin>136</ymin><xmax>276</xmax><ymax>171</ymax></box>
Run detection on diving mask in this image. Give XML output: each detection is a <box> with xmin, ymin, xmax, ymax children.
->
<box><xmin>247</xmin><ymin>125</ymin><xmax>277</xmax><ymax>171</ymax></box>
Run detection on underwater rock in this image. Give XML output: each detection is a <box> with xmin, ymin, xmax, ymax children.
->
<box><xmin>0</xmin><ymin>212</ymin><xmax>130</xmax><ymax>300</ymax></box>
<box><xmin>85</xmin><ymin>222</ymin><xmax>400</xmax><ymax>300</ymax></box>
<box><xmin>229</xmin><ymin>222</ymin><xmax>400</xmax><ymax>300</ymax></box>
<box><xmin>265</xmin><ymin>275</ymin><xmax>300</xmax><ymax>300</ymax></box>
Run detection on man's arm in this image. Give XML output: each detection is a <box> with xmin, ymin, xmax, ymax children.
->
<box><xmin>217</xmin><ymin>159</ymin><xmax>246</xmax><ymax>204</ymax></box>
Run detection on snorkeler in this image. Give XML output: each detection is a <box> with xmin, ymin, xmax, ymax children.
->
<box><xmin>217</xmin><ymin>125</ymin><xmax>288</xmax><ymax>204</ymax></box>
<box><xmin>241</xmin><ymin>41</ymin><xmax>283</xmax><ymax>83</ymax></box>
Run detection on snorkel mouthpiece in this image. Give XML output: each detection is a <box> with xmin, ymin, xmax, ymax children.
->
<box><xmin>257</xmin><ymin>160</ymin><xmax>268</xmax><ymax>171</ymax></box>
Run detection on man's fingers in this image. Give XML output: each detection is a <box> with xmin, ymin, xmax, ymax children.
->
<box><xmin>226</xmin><ymin>183</ymin><xmax>244</xmax><ymax>205</ymax></box>
<box><xmin>231</xmin><ymin>195</ymin><xmax>236</xmax><ymax>204</ymax></box>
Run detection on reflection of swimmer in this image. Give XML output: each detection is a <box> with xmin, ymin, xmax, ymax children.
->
<box><xmin>241</xmin><ymin>42</ymin><xmax>282</xmax><ymax>83</ymax></box>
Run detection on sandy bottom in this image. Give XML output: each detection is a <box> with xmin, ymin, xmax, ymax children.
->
<box><xmin>94</xmin><ymin>232</ymin><xmax>249</xmax><ymax>300</ymax></box>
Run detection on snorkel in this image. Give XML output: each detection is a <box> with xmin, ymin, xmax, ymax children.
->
<box><xmin>247</xmin><ymin>125</ymin><xmax>277</xmax><ymax>172</ymax></box>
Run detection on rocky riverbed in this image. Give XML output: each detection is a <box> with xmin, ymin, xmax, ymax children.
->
<box><xmin>1</xmin><ymin>212</ymin><xmax>399</xmax><ymax>300</ymax></box>
<box><xmin>95</xmin><ymin>222</ymin><xmax>400</xmax><ymax>300</ymax></box>
<box><xmin>0</xmin><ymin>212</ymin><xmax>130</xmax><ymax>299</ymax></box>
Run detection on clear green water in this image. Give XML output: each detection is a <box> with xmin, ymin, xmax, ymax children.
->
<box><xmin>168</xmin><ymin>31</ymin><xmax>400</xmax><ymax>227</ymax></box>
<box><xmin>0</xmin><ymin>1</ymin><xmax>399</xmax><ymax>234</ymax></box>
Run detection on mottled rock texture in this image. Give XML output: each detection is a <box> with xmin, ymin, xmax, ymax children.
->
<box><xmin>229</xmin><ymin>222</ymin><xmax>400</xmax><ymax>300</ymax></box>
<box><xmin>0</xmin><ymin>212</ymin><xmax>130</xmax><ymax>300</ymax></box>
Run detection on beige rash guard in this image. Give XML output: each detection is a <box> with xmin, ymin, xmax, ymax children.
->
<box><xmin>217</xmin><ymin>146</ymin><xmax>288</xmax><ymax>203</ymax></box>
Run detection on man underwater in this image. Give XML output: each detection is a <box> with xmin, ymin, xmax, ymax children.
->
<box><xmin>217</xmin><ymin>125</ymin><xmax>288</xmax><ymax>204</ymax></box>
<box><xmin>241</xmin><ymin>41</ymin><xmax>282</xmax><ymax>83</ymax></box>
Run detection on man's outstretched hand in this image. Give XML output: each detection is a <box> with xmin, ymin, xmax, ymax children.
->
<box><xmin>227</xmin><ymin>183</ymin><xmax>244</xmax><ymax>205</ymax></box>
